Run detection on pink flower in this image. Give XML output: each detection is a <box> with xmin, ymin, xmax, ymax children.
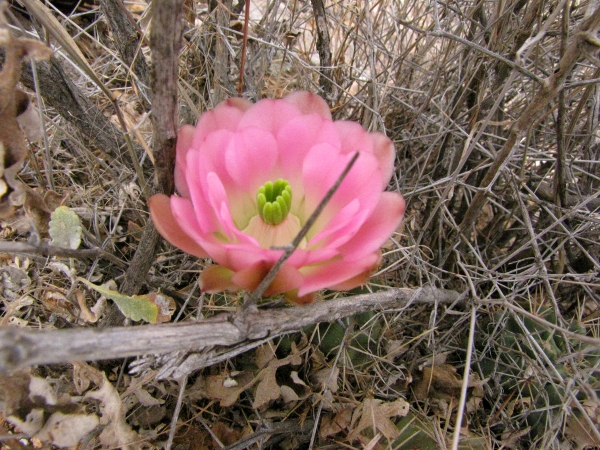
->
<box><xmin>149</xmin><ymin>92</ymin><xmax>405</xmax><ymax>304</ymax></box>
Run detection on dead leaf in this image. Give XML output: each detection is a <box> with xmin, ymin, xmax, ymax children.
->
<box><xmin>75</xmin><ymin>288</ymin><xmax>106</xmax><ymax>323</ymax></box>
<box><xmin>252</xmin><ymin>348</ymin><xmax>306</xmax><ymax>409</ymax></box>
<box><xmin>319</xmin><ymin>407</ymin><xmax>354</xmax><ymax>438</ymax></box>
<box><xmin>413</xmin><ymin>364</ymin><xmax>463</xmax><ymax>400</ymax></box>
<box><xmin>23</xmin><ymin>188</ymin><xmax>52</xmax><ymax>237</ymax></box>
<box><xmin>565</xmin><ymin>402</ymin><xmax>600</xmax><ymax>449</ymax></box>
<box><xmin>211</xmin><ymin>421</ymin><xmax>243</xmax><ymax>448</ymax></box>
<box><xmin>130</xmin><ymin>405</ymin><xmax>166</xmax><ymax>429</ymax></box>
<box><xmin>348</xmin><ymin>397</ymin><xmax>409</xmax><ymax>442</ymax></box>
<box><xmin>34</xmin><ymin>412</ymin><xmax>99</xmax><ymax>448</ymax></box>
<box><xmin>280</xmin><ymin>385</ymin><xmax>301</xmax><ymax>403</ymax></box>
<box><xmin>412</xmin><ymin>364</ymin><xmax>487</xmax><ymax>416</ymax></box>
<box><xmin>16</xmin><ymin>100</ymin><xmax>44</xmax><ymax>143</ymax></box>
<box><xmin>311</xmin><ymin>366</ymin><xmax>339</xmax><ymax>393</ymax></box>
<box><xmin>253</xmin><ymin>365</ymin><xmax>282</xmax><ymax>409</ymax></box>
<box><xmin>204</xmin><ymin>371</ymin><xmax>256</xmax><ymax>407</ymax></box>
<box><xmin>133</xmin><ymin>387</ymin><xmax>165</xmax><ymax>407</ymax></box>
<box><xmin>0</xmin><ymin>368</ymin><xmax>98</xmax><ymax>448</ymax></box>
<box><xmin>0</xmin><ymin>9</ymin><xmax>52</xmax><ymax>220</ymax></box>
<box><xmin>41</xmin><ymin>290</ymin><xmax>80</xmax><ymax>323</ymax></box>
<box><xmin>75</xmin><ymin>362</ymin><xmax>141</xmax><ymax>449</ymax></box>
<box><xmin>255</xmin><ymin>342</ymin><xmax>277</xmax><ymax>369</ymax></box>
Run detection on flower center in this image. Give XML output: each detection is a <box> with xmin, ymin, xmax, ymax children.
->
<box><xmin>257</xmin><ymin>179</ymin><xmax>292</xmax><ymax>226</ymax></box>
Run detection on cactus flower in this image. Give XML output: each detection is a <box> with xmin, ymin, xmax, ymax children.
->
<box><xmin>149</xmin><ymin>92</ymin><xmax>405</xmax><ymax>304</ymax></box>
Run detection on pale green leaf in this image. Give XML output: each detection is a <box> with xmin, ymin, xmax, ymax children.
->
<box><xmin>49</xmin><ymin>206</ymin><xmax>82</xmax><ymax>249</ymax></box>
<box><xmin>78</xmin><ymin>278</ymin><xmax>175</xmax><ymax>324</ymax></box>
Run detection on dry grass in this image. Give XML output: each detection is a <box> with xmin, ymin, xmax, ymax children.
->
<box><xmin>1</xmin><ymin>0</ymin><xmax>600</xmax><ymax>448</ymax></box>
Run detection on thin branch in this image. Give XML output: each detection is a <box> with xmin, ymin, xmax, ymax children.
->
<box><xmin>237</xmin><ymin>0</ymin><xmax>250</xmax><ymax>96</ymax></box>
<box><xmin>310</xmin><ymin>0</ymin><xmax>333</xmax><ymax>96</ymax></box>
<box><xmin>120</xmin><ymin>0</ymin><xmax>184</xmax><ymax>296</ymax></box>
<box><xmin>429</xmin><ymin>29</ymin><xmax>543</xmax><ymax>85</ymax></box>
<box><xmin>0</xmin><ymin>240</ymin><xmax>127</xmax><ymax>268</ymax></box>
<box><xmin>453</xmin><ymin>7</ymin><xmax>600</xmax><ymax>246</ymax></box>
<box><xmin>0</xmin><ymin>286</ymin><xmax>461</xmax><ymax>374</ymax></box>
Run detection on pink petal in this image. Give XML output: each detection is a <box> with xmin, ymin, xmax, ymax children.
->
<box><xmin>174</xmin><ymin>125</ymin><xmax>196</xmax><ymax>198</ymax></box>
<box><xmin>283</xmin><ymin>91</ymin><xmax>332</xmax><ymax>120</ymax></box>
<box><xmin>337</xmin><ymin>192</ymin><xmax>405</xmax><ymax>260</ymax></box>
<box><xmin>188</xmin><ymin>130</ymin><xmax>236</xmax><ymax>192</ymax></box>
<box><xmin>222</xmin><ymin>244</ymin><xmax>281</xmax><ymax>271</ymax></box>
<box><xmin>285</xmin><ymin>246</ymin><xmax>339</xmax><ymax>267</ymax></box>
<box><xmin>371</xmin><ymin>131</ymin><xmax>396</xmax><ymax>188</ymax></box>
<box><xmin>192</xmin><ymin>97</ymin><xmax>252</xmax><ymax>143</ymax></box>
<box><xmin>200</xmin><ymin>265</ymin><xmax>239</xmax><ymax>293</ymax></box>
<box><xmin>307</xmin><ymin>199</ymin><xmax>362</xmax><ymax>247</ymax></box>
<box><xmin>329</xmin><ymin>251</ymin><xmax>382</xmax><ymax>291</ymax></box>
<box><xmin>171</xmin><ymin>195</ymin><xmax>218</xmax><ymax>235</ymax></box>
<box><xmin>276</xmin><ymin>115</ymin><xmax>340</xmax><ymax>200</ymax></box>
<box><xmin>335</xmin><ymin>121</ymin><xmax>374</xmax><ymax>155</ymax></box>
<box><xmin>225</xmin><ymin>127</ymin><xmax>279</xmax><ymax>192</ymax></box>
<box><xmin>168</xmin><ymin>195</ymin><xmax>232</xmax><ymax>265</ymax></box>
<box><xmin>238</xmin><ymin>99</ymin><xmax>301</xmax><ymax>135</ymax></box>
<box><xmin>301</xmin><ymin>142</ymin><xmax>341</xmax><ymax>210</ymax></box>
<box><xmin>204</xmin><ymin>172</ymin><xmax>252</xmax><ymax>242</ymax></box>
<box><xmin>231</xmin><ymin>261</ymin><xmax>303</xmax><ymax>296</ymax></box>
<box><xmin>302</xmin><ymin>148</ymin><xmax>382</xmax><ymax>236</ymax></box>
<box><xmin>297</xmin><ymin>251</ymin><xmax>381</xmax><ymax>296</ymax></box>
<box><xmin>148</xmin><ymin>194</ymin><xmax>209</xmax><ymax>258</ymax></box>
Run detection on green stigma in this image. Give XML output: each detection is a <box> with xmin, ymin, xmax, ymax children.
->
<box><xmin>257</xmin><ymin>179</ymin><xmax>292</xmax><ymax>226</ymax></box>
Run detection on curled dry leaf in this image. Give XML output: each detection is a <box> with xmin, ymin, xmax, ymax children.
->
<box><xmin>202</xmin><ymin>345</ymin><xmax>307</xmax><ymax>409</ymax></box>
<box><xmin>0</xmin><ymin>4</ymin><xmax>52</xmax><ymax>219</ymax></box>
<box><xmin>311</xmin><ymin>366</ymin><xmax>339</xmax><ymax>393</ymax></box>
<box><xmin>34</xmin><ymin>412</ymin><xmax>100</xmax><ymax>449</ymax></box>
<box><xmin>73</xmin><ymin>362</ymin><xmax>141</xmax><ymax>450</ymax></box>
<box><xmin>252</xmin><ymin>347</ymin><xmax>305</xmax><ymax>409</ymax></box>
<box><xmin>75</xmin><ymin>288</ymin><xmax>106</xmax><ymax>323</ymax></box>
<box><xmin>0</xmin><ymin>368</ymin><xmax>99</xmax><ymax>449</ymax></box>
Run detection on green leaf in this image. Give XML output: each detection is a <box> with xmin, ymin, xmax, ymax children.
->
<box><xmin>78</xmin><ymin>278</ymin><xmax>175</xmax><ymax>323</ymax></box>
<box><xmin>49</xmin><ymin>206</ymin><xmax>82</xmax><ymax>249</ymax></box>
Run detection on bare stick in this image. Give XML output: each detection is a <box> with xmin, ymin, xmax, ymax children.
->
<box><xmin>237</xmin><ymin>0</ymin><xmax>251</xmax><ymax>96</ymax></box>
<box><xmin>149</xmin><ymin>0</ymin><xmax>183</xmax><ymax>197</ymax></box>
<box><xmin>243</xmin><ymin>152</ymin><xmax>359</xmax><ymax>308</ymax></box>
<box><xmin>310</xmin><ymin>0</ymin><xmax>333</xmax><ymax>96</ymax></box>
<box><xmin>0</xmin><ymin>240</ymin><xmax>127</xmax><ymax>268</ymax></box>
<box><xmin>121</xmin><ymin>0</ymin><xmax>184</xmax><ymax>296</ymax></box>
<box><xmin>0</xmin><ymin>286</ymin><xmax>460</xmax><ymax>374</ymax></box>
<box><xmin>429</xmin><ymin>29</ymin><xmax>542</xmax><ymax>85</ymax></box>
